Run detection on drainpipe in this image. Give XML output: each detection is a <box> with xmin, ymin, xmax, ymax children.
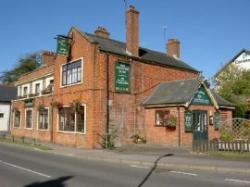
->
<box><xmin>105</xmin><ymin>54</ymin><xmax>110</xmax><ymax>136</ymax></box>
<box><xmin>177</xmin><ymin>107</ymin><xmax>181</xmax><ymax>147</ymax></box>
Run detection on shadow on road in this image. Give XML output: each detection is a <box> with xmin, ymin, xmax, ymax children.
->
<box><xmin>24</xmin><ymin>176</ymin><xmax>73</xmax><ymax>187</ymax></box>
<box><xmin>137</xmin><ymin>153</ymin><xmax>174</xmax><ymax>187</ymax></box>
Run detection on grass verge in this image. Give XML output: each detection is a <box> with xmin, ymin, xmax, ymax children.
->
<box><xmin>0</xmin><ymin>136</ymin><xmax>52</xmax><ymax>151</ymax></box>
<box><xmin>208</xmin><ymin>151</ymin><xmax>250</xmax><ymax>161</ymax></box>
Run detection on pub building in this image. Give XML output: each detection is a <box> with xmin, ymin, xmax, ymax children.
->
<box><xmin>10</xmin><ymin>5</ymin><xmax>234</xmax><ymax>148</ymax></box>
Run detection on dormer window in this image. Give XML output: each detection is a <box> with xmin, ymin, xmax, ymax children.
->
<box><xmin>62</xmin><ymin>59</ymin><xmax>82</xmax><ymax>86</ymax></box>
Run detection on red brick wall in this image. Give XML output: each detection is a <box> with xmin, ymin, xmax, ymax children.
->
<box><xmin>144</xmin><ymin>105</ymin><xmax>233</xmax><ymax>146</ymax></box>
<box><xmin>11</xmin><ymin>27</ymin><xmax>202</xmax><ymax>149</ymax></box>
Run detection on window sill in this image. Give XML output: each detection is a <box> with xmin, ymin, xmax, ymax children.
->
<box><xmin>57</xmin><ymin>130</ymin><xmax>86</xmax><ymax>135</ymax></box>
<box><xmin>12</xmin><ymin>126</ymin><xmax>20</xmax><ymax>129</ymax></box>
<box><xmin>37</xmin><ymin>129</ymin><xmax>49</xmax><ymax>132</ymax></box>
<box><xmin>24</xmin><ymin>127</ymin><xmax>33</xmax><ymax>130</ymax></box>
<box><xmin>60</xmin><ymin>81</ymin><xmax>83</xmax><ymax>88</ymax></box>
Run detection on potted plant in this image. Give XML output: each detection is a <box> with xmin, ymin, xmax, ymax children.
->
<box><xmin>164</xmin><ymin>114</ymin><xmax>177</xmax><ymax>129</ymax></box>
<box><xmin>71</xmin><ymin>100</ymin><xmax>82</xmax><ymax>113</ymax></box>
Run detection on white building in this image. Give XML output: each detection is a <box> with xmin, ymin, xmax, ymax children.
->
<box><xmin>0</xmin><ymin>85</ymin><xmax>16</xmax><ymax>133</ymax></box>
<box><xmin>215</xmin><ymin>49</ymin><xmax>250</xmax><ymax>78</ymax></box>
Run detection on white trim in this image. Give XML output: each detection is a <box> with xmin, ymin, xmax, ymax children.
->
<box><xmin>37</xmin><ymin>107</ymin><xmax>50</xmax><ymax>131</ymax></box>
<box><xmin>15</xmin><ymin>72</ymin><xmax>53</xmax><ymax>86</ymax></box>
<box><xmin>60</xmin><ymin>57</ymin><xmax>84</xmax><ymax>88</ymax></box>
<box><xmin>57</xmin><ymin>103</ymin><xmax>87</xmax><ymax>134</ymax></box>
<box><xmin>24</xmin><ymin>108</ymin><xmax>33</xmax><ymax>129</ymax></box>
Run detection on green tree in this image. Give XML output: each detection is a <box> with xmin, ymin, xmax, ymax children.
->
<box><xmin>214</xmin><ymin>65</ymin><xmax>250</xmax><ymax>117</ymax></box>
<box><xmin>0</xmin><ymin>53</ymin><xmax>41</xmax><ymax>85</ymax></box>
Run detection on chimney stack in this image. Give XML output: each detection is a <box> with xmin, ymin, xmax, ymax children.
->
<box><xmin>41</xmin><ymin>51</ymin><xmax>57</xmax><ymax>66</ymax></box>
<box><xmin>126</xmin><ymin>5</ymin><xmax>139</xmax><ymax>56</ymax></box>
<box><xmin>166</xmin><ymin>39</ymin><xmax>180</xmax><ymax>58</ymax></box>
<box><xmin>94</xmin><ymin>26</ymin><xmax>110</xmax><ymax>38</ymax></box>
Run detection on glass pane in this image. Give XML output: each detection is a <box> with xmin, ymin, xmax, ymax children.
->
<box><xmin>76</xmin><ymin>106</ymin><xmax>85</xmax><ymax>132</ymax></box>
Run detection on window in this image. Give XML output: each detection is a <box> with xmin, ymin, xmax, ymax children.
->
<box><xmin>25</xmin><ymin>109</ymin><xmax>32</xmax><ymax>128</ymax></box>
<box><xmin>35</xmin><ymin>83</ymin><xmax>40</xmax><ymax>94</ymax></box>
<box><xmin>14</xmin><ymin>111</ymin><xmax>20</xmax><ymax>128</ymax></box>
<box><xmin>23</xmin><ymin>87</ymin><xmax>28</xmax><ymax>96</ymax></box>
<box><xmin>38</xmin><ymin>108</ymin><xmax>49</xmax><ymax>130</ymax></box>
<box><xmin>59</xmin><ymin>105</ymin><xmax>85</xmax><ymax>133</ymax></box>
<box><xmin>155</xmin><ymin>110</ymin><xmax>170</xmax><ymax>126</ymax></box>
<box><xmin>62</xmin><ymin>59</ymin><xmax>82</xmax><ymax>86</ymax></box>
<box><xmin>0</xmin><ymin>113</ymin><xmax>4</xmax><ymax>118</ymax></box>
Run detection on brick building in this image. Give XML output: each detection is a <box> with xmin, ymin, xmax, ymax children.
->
<box><xmin>11</xmin><ymin>5</ymin><xmax>234</xmax><ymax>148</ymax></box>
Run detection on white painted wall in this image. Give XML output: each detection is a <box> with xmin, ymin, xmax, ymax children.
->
<box><xmin>0</xmin><ymin>103</ymin><xmax>11</xmax><ymax>132</ymax></box>
<box><xmin>232</xmin><ymin>52</ymin><xmax>250</xmax><ymax>70</ymax></box>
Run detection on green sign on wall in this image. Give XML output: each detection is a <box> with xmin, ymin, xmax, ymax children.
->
<box><xmin>114</xmin><ymin>62</ymin><xmax>130</xmax><ymax>93</ymax></box>
<box><xmin>184</xmin><ymin>111</ymin><xmax>193</xmax><ymax>132</ymax></box>
<box><xmin>24</xmin><ymin>98</ymin><xmax>34</xmax><ymax>107</ymax></box>
<box><xmin>192</xmin><ymin>86</ymin><xmax>211</xmax><ymax>105</ymax></box>
<box><xmin>214</xmin><ymin>112</ymin><xmax>221</xmax><ymax>130</ymax></box>
<box><xmin>56</xmin><ymin>37</ymin><xmax>70</xmax><ymax>56</ymax></box>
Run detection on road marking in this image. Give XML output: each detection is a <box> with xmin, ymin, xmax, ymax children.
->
<box><xmin>0</xmin><ymin>160</ymin><xmax>51</xmax><ymax>178</ymax></box>
<box><xmin>170</xmin><ymin>170</ymin><xmax>198</xmax><ymax>176</ymax></box>
<box><xmin>225</xmin><ymin>178</ymin><xmax>250</xmax><ymax>184</ymax></box>
<box><xmin>130</xmin><ymin>164</ymin><xmax>150</xmax><ymax>169</ymax></box>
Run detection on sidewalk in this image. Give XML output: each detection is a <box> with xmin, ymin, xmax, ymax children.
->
<box><xmin>42</xmin><ymin>143</ymin><xmax>250</xmax><ymax>174</ymax></box>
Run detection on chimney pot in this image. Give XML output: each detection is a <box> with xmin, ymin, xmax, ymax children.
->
<box><xmin>126</xmin><ymin>5</ymin><xmax>139</xmax><ymax>56</ymax></box>
<box><xmin>166</xmin><ymin>39</ymin><xmax>180</xmax><ymax>58</ymax></box>
<box><xmin>94</xmin><ymin>26</ymin><xmax>110</xmax><ymax>38</ymax></box>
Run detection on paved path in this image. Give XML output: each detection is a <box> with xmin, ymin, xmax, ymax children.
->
<box><xmin>0</xmin><ymin>143</ymin><xmax>250</xmax><ymax>187</ymax></box>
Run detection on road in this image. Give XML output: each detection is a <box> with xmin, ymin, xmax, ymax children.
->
<box><xmin>0</xmin><ymin>143</ymin><xmax>249</xmax><ymax>187</ymax></box>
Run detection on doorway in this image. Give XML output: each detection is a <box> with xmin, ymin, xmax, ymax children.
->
<box><xmin>192</xmin><ymin>110</ymin><xmax>208</xmax><ymax>141</ymax></box>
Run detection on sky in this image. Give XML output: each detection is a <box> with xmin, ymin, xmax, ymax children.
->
<box><xmin>1</xmin><ymin>0</ymin><xmax>250</xmax><ymax>80</ymax></box>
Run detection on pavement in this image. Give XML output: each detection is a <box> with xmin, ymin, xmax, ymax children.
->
<box><xmin>38</xmin><ymin>143</ymin><xmax>250</xmax><ymax>174</ymax></box>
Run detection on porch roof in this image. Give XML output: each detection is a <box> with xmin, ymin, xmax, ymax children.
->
<box><xmin>143</xmin><ymin>78</ymin><xmax>235</xmax><ymax>109</ymax></box>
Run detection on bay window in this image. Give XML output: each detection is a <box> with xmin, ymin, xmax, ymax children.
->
<box><xmin>59</xmin><ymin>105</ymin><xmax>85</xmax><ymax>133</ymax></box>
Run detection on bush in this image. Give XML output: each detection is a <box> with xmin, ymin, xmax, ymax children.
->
<box><xmin>130</xmin><ymin>134</ymin><xmax>147</xmax><ymax>144</ymax></box>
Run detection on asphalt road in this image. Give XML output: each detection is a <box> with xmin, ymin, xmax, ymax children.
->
<box><xmin>0</xmin><ymin>143</ymin><xmax>249</xmax><ymax>187</ymax></box>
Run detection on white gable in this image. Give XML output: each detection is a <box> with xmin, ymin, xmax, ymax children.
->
<box><xmin>232</xmin><ymin>52</ymin><xmax>250</xmax><ymax>70</ymax></box>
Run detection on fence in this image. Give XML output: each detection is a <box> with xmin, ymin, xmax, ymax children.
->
<box><xmin>193</xmin><ymin>140</ymin><xmax>250</xmax><ymax>152</ymax></box>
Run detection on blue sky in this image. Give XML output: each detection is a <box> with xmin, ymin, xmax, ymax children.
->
<box><xmin>1</xmin><ymin>0</ymin><xmax>250</xmax><ymax>80</ymax></box>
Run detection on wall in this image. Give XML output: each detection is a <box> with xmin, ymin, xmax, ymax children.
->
<box><xmin>0</xmin><ymin>103</ymin><xmax>11</xmax><ymax>132</ymax></box>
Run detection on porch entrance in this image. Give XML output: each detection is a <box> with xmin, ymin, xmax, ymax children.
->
<box><xmin>192</xmin><ymin>110</ymin><xmax>208</xmax><ymax>141</ymax></box>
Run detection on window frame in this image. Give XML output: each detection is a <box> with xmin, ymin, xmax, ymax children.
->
<box><xmin>25</xmin><ymin>108</ymin><xmax>33</xmax><ymax>129</ymax></box>
<box><xmin>37</xmin><ymin>107</ymin><xmax>49</xmax><ymax>131</ymax></box>
<box><xmin>60</xmin><ymin>58</ymin><xmax>83</xmax><ymax>88</ymax></box>
<box><xmin>57</xmin><ymin>104</ymin><xmax>86</xmax><ymax>134</ymax></box>
<box><xmin>155</xmin><ymin>110</ymin><xmax>170</xmax><ymax>127</ymax></box>
<box><xmin>13</xmin><ymin>110</ymin><xmax>21</xmax><ymax>128</ymax></box>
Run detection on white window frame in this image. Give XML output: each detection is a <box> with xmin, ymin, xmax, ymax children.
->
<box><xmin>25</xmin><ymin>108</ymin><xmax>33</xmax><ymax>129</ymax></box>
<box><xmin>60</xmin><ymin>57</ymin><xmax>84</xmax><ymax>88</ymax></box>
<box><xmin>37</xmin><ymin>107</ymin><xmax>50</xmax><ymax>131</ymax></box>
<box><xmin>57</xmin><ymin>104</ymin><xmax>86</xmax><ymax>134</ymax></box>
<box><xmin>13</xmin><ymin>110</ymin><xmax>21</xmax><ymax>129</ymax></box>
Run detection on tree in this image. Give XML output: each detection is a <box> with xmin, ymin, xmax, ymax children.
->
<box><xmin>214</xmin><ymin>64</ymin><xmax>250</xmax><ymax>117</ymax></box>
<box><xmin>0</xmin><ymin>53</ymin><xmax>41</xmax><ymax>85</ymax></box>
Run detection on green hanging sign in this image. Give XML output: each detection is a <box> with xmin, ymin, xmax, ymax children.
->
<box><xmin>184</xmin><ymin>111</ymin><xmax>193</xmax><ymax>132</ymax></box>
<box><xmin>114</xmin><ymin>62</ymin><xmax>130</xmax><ymax>93</ymax></box>
<box><xmin>214</xmin><ymin>112</ymin><xmax>221</xmax><ymax>130</ymax></box>
<box><xmin>56</xmin><ymin>37</ymin><xmax>70</xmax><ymax>56</ymax></box>
<box><xmin>24</xmin><ymin>98</ymin><xmax>34</xmax><ymax>107</ymax></box>
<box><xmin>192</xmin><ymin>86</ymin><xmax>211</xmax><ymax>105</ymax></box>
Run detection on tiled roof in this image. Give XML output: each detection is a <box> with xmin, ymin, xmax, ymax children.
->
<box><xmin>143</xmin><ymin>78</ymin><xmax>234</xmax><ymax>109</ymax></box>
<box><xmin>84</xmin><ymin>32</ymin><xmax>198</xmax><ymax>72</ymax></box>
<box><xmin>0</xmin><ymin>85</ymin><xmax>17</xmax><ymax>102</ymax></box>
